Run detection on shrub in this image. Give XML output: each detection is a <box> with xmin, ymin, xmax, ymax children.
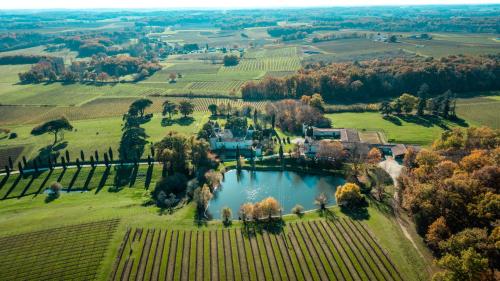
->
<box><xmin>291</xmin><ymin>204</ymin><xmax>304</xmax><ymax>216</ymax></box>
<box><xmin>46</xmin><ymin>182</ymin><xmax>62</xmax><ymax>202</ymax></box>
<box><xmin>154</xmin><ymin>173</ymin><xmax>188</xmax><ymax>197</ymax></box>
<box><xmin>221</xmin><ymin>207</ymin><xmax>232</xmax><ymax>226</ymax></box>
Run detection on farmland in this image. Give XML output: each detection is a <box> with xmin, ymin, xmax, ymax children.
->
<box><xmin>0</xmin><ymin>219</ymin><xmax>119</xmax><ymax>281</ymax></box>
<box><xmin>111</xmin><ymin>219</ymin><xmax>403</xmax><ymax>281</ymax></box>
<box><xmin>455</xmin><ymin>94</ymin><xmax>500</xmax><ymax>129</ymax></box>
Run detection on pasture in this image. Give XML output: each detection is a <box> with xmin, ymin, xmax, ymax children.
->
<box><xmin>327</xmin><ymin>112</ymin><xmax>462</xmax><ymax>146</ymax></box>
<box><xmin>455</xmin><ymin>94</ymin><xmax>500</xmax><ymax>129</ymax></box>
<box><xmin>0</xmin><ymin>219</ymin><xmax>119</xmax><ymax>281</ymax></box>
<box><xmin>110</xmin><ymin>219</ymin><xmax>404</xmax><ymax>281</ymax></box>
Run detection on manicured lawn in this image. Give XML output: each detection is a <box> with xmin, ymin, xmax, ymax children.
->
<box><xmin>327</xmin><ymin>112</ymin><xmax>462</xmax><ymax>146</ymax></box>
<box><xmin>0</xmin><ymin>112</ymin><xmax>210</xmax><ymax>161</ymax></box>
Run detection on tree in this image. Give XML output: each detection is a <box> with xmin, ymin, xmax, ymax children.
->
<box><xmin>225</xmin><ymin>116</ymin><xmax>248</xmax><ymax>137</ymax></box>
<box><xmin>178</xmin><ymin>100</ymin><xmax>194</xmax><ymax>118</ymax></box>
<box><xmin>130</xmin><ymin>98</ymin><xmax>153</xmax><ymax>118</ymax></box>
<box><xmin>426</xmin><ymin>217</ymin><xmax>451</xmax><ymax>251</ymax></box>
<box><xmin>433</xmin><ymin>248</ymin><xmax>489</xmax><ymax>281</ymax></box>
<box><xmin>193</xmin><ymin>184</ymin><xmax>212</xmax><ymax>212</ymax></box>
<box><xmin>309</xmin><ymin>93</ymin><xmax>325</xmax><ymax>112</ymax></box>
<box><xmin>208</xmin><ymin>104</ymin><xmax>218</xmax><ymax>116</ymax></box>
<box><xmin>239</xmin><ymin>203</ymin><xmax>254</xmax><ymax>223</ymax></box>
<box><xmin>205</xmin><ymin>170</ymin><xmax>223</xmax><ymax>191</ymax></box>
<box><xmin>47</xmin><ymin>181</ymin><xmax>62</xmax><ymax>201</ymax></box>
<box><xmin>367</xmin><ymin>148</ymin><xmax>382</xmax><ymax>164</ymax></box>
<box><xmin>31</xmin><ymin>117</ymin><xmax>73</xmax><ymax>145</ymax></box>
<box><xmin>118</xmin><ymin>126</ymin><xmax>148</xmax><ymax>161</ymax></box>
<box><xmin>398</xmin><ymin>93</ymin><xmax>419</xmax><ymax>114</ymax></box>
<box><xmin>291</xmin><ymin>204</ymin><xmax>304</xmax><ymax>216</ymax></box>
<box><xmin>335</xmin><ymin>183</ymin><xmax>364</xmax><ymax>209</ymax></box>
<box><xmin>379</xmin><ymin>101</ymin><xmax>392</xmax><ymax>116</ymax></box>
<box><xmin>315</xmin><ymin>193</ymin><xmax>329</xmax><ymax>210</ymax></box>
<box><xmin>260</xmin><ymin>197</ymin><xmax>281</xmax><ymax>220</ymax></box>
<box><xmin>316</xmin><ymin>140</ymin><xmax>345</xmax><ymax>167</ymax></box>
<box><xmin>223</xmin><ymin>54</ymin><xmax>239</xmax><ymax>66</ymax></box>
<box><xmin>162</xmin><ymin>100</ymin><xmax>178</xmax><ymax>119</ymax></box>
<box><xmin>221</xmin><ymin>207</ymin><xmax>232</xmax><ymax>225</ymax></box>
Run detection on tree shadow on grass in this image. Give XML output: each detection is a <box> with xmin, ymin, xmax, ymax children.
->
<box><xmin>145</xmin><ymin>164</ymin><xmax>153</xmax><ymax>189</ymax></box>
<box><xmin>2</xmin><ymin>174</ymin><xmax>22</xmax><ymax>200</ymax></box>
<box><xmin>33</xmin><ymin>169</ymin><xmax>53</xmax><ymax>197</ymax></box>
<box><xmin>382</xmin><ymin>115</ymin><xmax>402</xmax><ymax>126</ymax></box>
<box><xmin>0</xmin><ymin>173</ymin><xmax>9</xmax><ymax>191</ymax></box>
<box><xmin>18</xmin><ymin>173</ymin><xmax>37</xmax><ymax>198</ymax></box>
<box><xmin>161</xmin><ymin>117</ymin><xmax>195</xmax><ymax>127</ymax></box>
<box><xmin>339</xmin><ymin>205</ymin><xmax>370</xmax><ymax>221</ymax></box>
<box><xmin>83</xmin><ymin>166</ymin><xmax>96</xmax><ymax>191</ymax></box>
<box><xmin>95</xmin><ymin>166</ymin><xmax>110</xmax><ymax>194</ymax></box>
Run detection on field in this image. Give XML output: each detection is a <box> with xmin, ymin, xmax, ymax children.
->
<box><xmin>0</xmin><ymin>164</ymin><xmax>163</xmax><ymax>200</ymax></box>
<box><xmin>327</xmin><ymin>112</ymin><xmax>462</xmax><ymax>146</ymax></box>
<box><xmin>455</xmin><ymin>94</ymin><xmax>500</xmax><ymax>129</ymax></box>
<box><xmin>0</xmin><ymin>219</ymin><xmax>119</xmax><ymax>281</ymax></box>
<box><xmin>111</xmin><ymin>219</ymin><xmax>403</xmax><ymax>281</ymax></box>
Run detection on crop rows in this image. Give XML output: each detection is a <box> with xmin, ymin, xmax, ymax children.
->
<box><xmin>246</xmin><ymin>47</ymin><xmax>299</xmax><ymax>59</ymax></box>
<box><xmin>3</xmin><ymin>97</ymin><xmax>267</xmax><ymax>125</ymax></box>
<box><xmin>187</xmin><ymin>81</ymin><xmax>245</xmax><ymax>92</ymax></box>
<box><xmin>0</xmin><ymin>146</ymin><xmax>24</xmax><ymax>170</ymax></box>
<box><xmin>0</xmin><ymin>219</ymin><xmax>119</xmax><ymax>281</ymax></box>
<box><xmin>219</xmin><ymin>57</ymin><xmax>302</xmax><ymax>73</ymax></box>
<box><xmin>110</xmin><ymin>219</ymin><xmax>403</xmax><ymax>281</ymax></box>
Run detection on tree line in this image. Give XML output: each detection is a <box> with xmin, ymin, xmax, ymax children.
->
<box><xmin>18</xmin><ymin>55</ymin><xmax>161</xmax><ymax>84</ymax></box>
<box><xmin>241</xmin><ymin>55</ymin><xmax>500</xmax><ymax>103</ymax></box>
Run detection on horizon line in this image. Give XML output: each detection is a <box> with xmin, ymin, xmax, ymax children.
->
<box><xmin>2</xmin><ymin>3</ymin><xmax>500</xmax><ymax>11</ymax></box>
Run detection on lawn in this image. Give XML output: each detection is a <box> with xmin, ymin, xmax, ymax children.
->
<box><xmin>0</xmin><ymin>112</ymin><xmax>210</xmax><ymax>161</ymax></box>
<box><xmin>327</xmin><ymin>112</ymin><xmax>464</xmax><ymax>146</ymax></box>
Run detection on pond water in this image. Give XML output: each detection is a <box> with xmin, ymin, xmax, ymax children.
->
<box><xmin>207</xmin><ymin>169</ymin><xmax>345</xmax><ymax>218</ymax></box>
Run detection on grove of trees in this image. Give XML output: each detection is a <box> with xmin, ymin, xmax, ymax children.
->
<box><xmin>399</xmin><ymin>126</ymin><xmax>499</xmax><ymax>280</ymax></box>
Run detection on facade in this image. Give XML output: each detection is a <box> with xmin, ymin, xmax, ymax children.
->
<box><xmin>209</xmin><ymin>128</ymin><xmax>262</xmax><ymax>157</ymax></box>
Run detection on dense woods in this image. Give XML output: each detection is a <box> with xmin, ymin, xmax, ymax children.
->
<box><xmin>400</xmin><ymin>127</ymin><xmax>500</xmax><ymax>280</ymax></box>
<box><xmin>242</xmin><ymin>55</ymin><xmax>500</xmax><ymax>102</ymax></box>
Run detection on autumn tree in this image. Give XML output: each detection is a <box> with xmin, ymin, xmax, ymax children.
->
<box><xmin>335</xmin><ymin>183</ymin><xmax>364</xmax><ymax>209</ymax></box>
<box><xmin>31</xmin><ymin>117</ymin><xmax>73</xmax><ymax>145</ymax></box>
<box><xmin>193</xmin><ymin>184</ymin><xmax>212</xmax><ymax>212</ymax></box>
<box><xmin>221</xmin><ymin>207</ymin><xmax>232</xmax><ymax>225</ymax></box>
<box><xmin>314</xmin><ymin>193</ymin><xmax>329</xmax><ymax>210</ymax></box>
<box><xmin>367</xmin><ymin>147</ymin><xmax>382</xmax><ymax>164</ymax></box>
<box><xmin>426</xmin><ymin>217</ymin><xmax>451</xmax><ymax>251</ymax></box>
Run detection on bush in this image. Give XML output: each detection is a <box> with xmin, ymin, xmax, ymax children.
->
<box><xmin>291</xmin><ymin>204</ymin><xmax>304</xmax><ymax>216</ymax></box>
<box><xmin>46</xmin><ymin>182</ymin><xmax>62</xmax><ymax>202</ymax></box>
<box><xmin>9</xmin><ymin>132</ymin><xmax>17</xmax><ymax>139</ymax></box>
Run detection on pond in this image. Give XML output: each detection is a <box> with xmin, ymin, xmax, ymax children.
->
<box><xmin>207</xmin><ymin>169</ymin><xmax>345</xmax><ymax>219</ymax></box>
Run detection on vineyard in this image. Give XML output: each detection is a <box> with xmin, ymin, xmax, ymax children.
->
<box><xmin>219</xmin><ymin>57</ymin><xmax>302</xmax><ymax>73</ymax></box>
<box><xmin>0</xmin><ymin>98</ymin><xmax>267</xmax><ymax>125</ymax></box>
<box><xmin>110</xmin><ymin>219</ymin><xmax>403</xmax><ymax>281</ymax></box>
<box><xmin>187</xmin><ymin>81</ymin><xmax>245</xmax><ymax>92</ymax></box>
<box><xmin>0</xmin><ymin>219</ymin><xmax>119</xmax><ymax>281</ymax></box>
<box><xmin>0</xmin><ymin>146</ymin><xmax>24</xmax><ymax>169</ymax></box>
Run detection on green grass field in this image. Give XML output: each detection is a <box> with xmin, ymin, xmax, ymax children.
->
<box><xmin>455</xmin><ymin>95</ymin><xmax>500</xmax><ymax>129</ymax></box>
<box><xmin>327</xmin><ymin>112</ymin><xmax>462</xmax><ymax>146</ymax></box>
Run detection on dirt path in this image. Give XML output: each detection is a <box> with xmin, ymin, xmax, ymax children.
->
<box><xmin>378</xmin><ymin>159</ymin><xmax>426</xmax><ymax>262</ymax></box>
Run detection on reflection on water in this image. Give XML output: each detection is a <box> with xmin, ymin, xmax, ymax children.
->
<box><xmin>207</xmin><ymin>169</ymin><xmax>345</xmax><ymax>218</ymax></box>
